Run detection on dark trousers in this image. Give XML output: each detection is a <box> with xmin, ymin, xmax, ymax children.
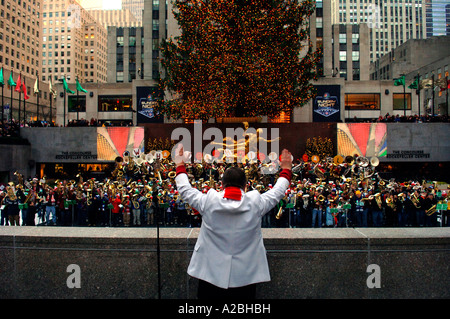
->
<box><xmin>197</xmin><ymin>279</ymin><xmax>256</xmax><ymax>300</ymax></box>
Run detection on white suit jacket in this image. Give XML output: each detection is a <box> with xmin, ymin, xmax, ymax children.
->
<box><xmin>175</xmin><ymin>170</ymin><xmax>290</xmax><ymax>289</ymax></box>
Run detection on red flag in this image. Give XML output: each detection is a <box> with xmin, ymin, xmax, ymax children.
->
<box><xmin>15</xmin><ymin>74</ymin><xmax>22</xmax><ymax>92</ymax></box>
<box><xmin>23</xmin><ymin>82</ymin><xmax>29</xmax><ymax>100</ymax></box>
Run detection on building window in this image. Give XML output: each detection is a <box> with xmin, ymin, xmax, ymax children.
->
<box><xmin>345</xmin><ymin>93</ymin><xmax>381</xmax><ymax>110</ymax></box>
<box><xmin>117</xmin><ymin>36</ymin><xmax>123</xmax><ymax>47</ymax></box>
<box><xmin>98</xmin><ymin>95</ymin><xmax>132</xmax><ymax>112</ymax></box>
<box><xmin>68</xmin><ymin>96</ymin><xmax>86</xmax><ymax>112</ymax></box>
<box><xmin>393</xmin><ymin>93</ymin><xmax>411</xmax><ymax>110</ymax></box>
<box><xmin>116</xmin><ymin>71</ymin><xmax>123</xmax><ymax>82</ymax></box>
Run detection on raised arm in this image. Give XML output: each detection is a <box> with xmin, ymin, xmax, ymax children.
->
<box><xmin>173</xmin><ymin>144</ymin><xmax>208</xmax><ymax>214</ymax></box>
<box><xmin>259</xmin><ymin>149</ymin><xmax>293</xmax><ymax>215</ymax></box>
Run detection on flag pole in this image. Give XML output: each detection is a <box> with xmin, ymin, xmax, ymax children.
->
<box><xmin>1</xmin><ymin>66</ymin><xmax>4</xmax><ymax>135</ymax></box>
<box><xmin>446</xmin><ymin>76</ymin><xmax>449</xmax><ymax>115</ymax></box>
<box><xmin>403</xmin><ymin>75</ymin><xmax>406</xmax><ymax>117</ymax></box>
<box><xmin>23</xmin><ymin>77</ymin><xmax>26</xmax><ymax>124</ymax></box>
<box><xmin>432</xmin><ymin>74</ymin><xmax>435</xmax><ymax>116</ymax></box>
<box><xmin>1</xmin><ymin>80</ymin><xmax>3</xmax><ymax>135</ymax></box>
<box><xmin>10</xmin><ymin>70</ymin><xmax>13</xmax><ymax>126</ymax></box>
<box><xmin>18</xmin><ymin>72</ymin><xmax>22</xmax><ymax>127</ymax></box>
<box><xmin>417</xmin><ymin>73</ymin><xmax>421</xmax><ymax>118</ymax></box>
<box><xmin>36</xmin><ymin>71</ymin><xmax>39</xmax><ymax>122</ymax></box>
<box><xmin>63</xmin><ymin>75</ymin><xmax>66</xmax><ymax>127</ymax></box>
<box><xmin>76</xmin><ymin>76</ymin><xmax>79</xmax><ymax>122</ymax></box>
<box><xmin>49</xmin><ymin>90</ymin><xmax>52</xmax><ymax>124</ymax></box>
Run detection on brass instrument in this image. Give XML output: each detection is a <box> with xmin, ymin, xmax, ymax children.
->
<box><xmin>386</xmin><ymin>197</ymin><xmax>396</xmax><ymax>210</ymax></box>
<box><xmin>345</xmin><ymin>155</ymin><xmax>354</xmax><ymax>165</ymax></box>
<box><xmin>356</xmin><ymin>156</ymin><xmax>369</xmax><ymax>167</ymax></box>
<box><xmin>370</xmin><ymin>157</ymin><xmax>379</xmax><ymax>167</ymax></box>
<box><xmin>411</xmin><ymin>193</ymin><xmax>421</xmax><ymax>209</ymax></box>
<box><xmin>375</xmin><ymin>193</ymin><xmax>382</xmax><ymax>209</ymax></box>
<box><xmin>313</xmin><ymin>164</ymin><xmax>325</xmax><ymax>180</ymax></box>
<box><xmin>275</xmin><ymin>206</ymin><xmax>283</xmax><ymax>220</ymax></box>
<box><xmin>168</xmin><ymin>171</ymin><xmax>176</xmax><ymax>180</ymax></box>
<box><xmin>132</xmin><ymin>195</ymin><xmax>140</xmax><ymax>209</ymax></box>
<box><xmin>426</xmin><ymin>204</ymin><xmax>436</xmax><ymax>216</ymax></box>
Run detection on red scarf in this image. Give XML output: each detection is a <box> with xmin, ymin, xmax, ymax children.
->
<box><xmin>223</xmin><ymin>187</ymin><xmax>242</xmax><ymax>201</ymax></box>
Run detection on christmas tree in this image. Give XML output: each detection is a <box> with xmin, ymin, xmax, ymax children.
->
<box><xmin>157</xmin><ymin>0</ymin><xmax>321</xmax><ymax>121</ymax></box>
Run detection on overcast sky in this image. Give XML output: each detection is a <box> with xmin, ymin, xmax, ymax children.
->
<box><xmin>79</xmin><ymin>0</ymin><xmax>122</xmax><ymax>10</ymax></box>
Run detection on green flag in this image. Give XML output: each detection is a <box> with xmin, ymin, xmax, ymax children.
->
<box><xmin>408</xmin><ymin>79</ymin><xmax>419</xmax><ymax>90</ymax></box>
<box><xmin>76</xmin><ymin>79</ymin><xmax>88</xmax><ymax>93</ymax></box>
<box><xmin>8</xmin><ymin>73</ymin><xmax>16</xmax><ymax>87</ymax></box>
<box><xmin>0</xmin><ymin>68</ymin><xmax>4</xmax><ymax>86</ymax></box>
<box><xmin>394</xmin><ymin>75</ymin><xmax>405</xmax><ymax>86</ymax></box>
<box><xmin>63</xmin><ymin>78</ymin><xmax>75</xmax><ymax>94</ymax></box>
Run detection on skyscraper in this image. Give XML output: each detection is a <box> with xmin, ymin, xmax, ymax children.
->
<box><xmin>41</xmin><ymin>0</ymin><xmax>108</xmax><ymax>84</ymax></box>
<box><xmin>331</xmin><ymin>0</ymin><xmax>427</xmax><ymax>61</ymax></box>
<box><xmin>122</xmin><ymin>0</ymin><xmax>144</xmax><ymax>24</ymax></box>
<box><xmin>425</xmin><ymin>0</ymin><xmax>450</xmax><ymax>37</ymax></box>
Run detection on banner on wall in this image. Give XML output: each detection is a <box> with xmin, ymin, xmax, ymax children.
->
<box><xmin>337</xmin><ymin>123</ymin><xmax>387</xmax><ymax>158</ymax></box>
<box><xmin>136</xmin><ymin>86</ymin><xmax>164</xmax><ymax>124</ymax></box>
<box><xmin>313</xmin><ymin>85</ymin><xmax>341</xmax><ymax>122</ymax></box>
<box><xmin>97</xmin><ymin>127</ymin><xmax>145</xmax><ymax>161</ymax></box>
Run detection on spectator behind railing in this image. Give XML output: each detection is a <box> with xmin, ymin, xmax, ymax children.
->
<box><xmin>350</xmin><ymin>114</ymin><xmax>449</xmax><ymax>123</ymax></box>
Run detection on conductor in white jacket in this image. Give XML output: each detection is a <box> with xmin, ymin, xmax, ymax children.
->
<box><xmin>173</xmin><ymin>144</ymin><xmax>293</xmax><ymax>299</ymax></box>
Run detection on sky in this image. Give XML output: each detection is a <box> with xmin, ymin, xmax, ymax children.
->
<box><xmin>79</xmin><ymin>0</ymin><xmax>122</xmax><ymax>10</ymax></box>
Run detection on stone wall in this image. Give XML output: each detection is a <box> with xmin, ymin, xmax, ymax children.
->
<box><xmin>0</xmin><ymin>227</ymin><xmax>448</xmax><ymax>299</ymax></box>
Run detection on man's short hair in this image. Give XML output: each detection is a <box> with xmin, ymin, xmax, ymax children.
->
<box><xmin>222</xmin><ymin>166</ymin><xmax>247</xmax><ymax>189</ymax></box>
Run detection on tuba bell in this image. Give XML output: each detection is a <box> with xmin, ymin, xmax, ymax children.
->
<box><xmin>356</xmin><ymin>156</ymin><xmax>369</xmax><ymax>167</ymax></box>
<box><xmin>168</xmin><ymin>171</ymin><xmax>176</xmax><ymax>179</ymax></box>
<box><xmin>345</xmin><ymin>155</ymin><xmax>354</xmax><ymax>165</ymax></box>
<box><xmin>370</xmin><ymin>157</ymin><xmax>379</xmax><ymax>167</ymax></box>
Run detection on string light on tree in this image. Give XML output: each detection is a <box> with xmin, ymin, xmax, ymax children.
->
<box><xmin>157</xmin><ymin>0</ymin><xmax>321</xmax><ymax>121</ymax></box>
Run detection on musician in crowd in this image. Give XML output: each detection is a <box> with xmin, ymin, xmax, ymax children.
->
<box><xmin>16</xmin><ymin>185</ymin><xmax>28</xmax><ymax>225</ymax></box>
<box><xmin>43</xmin><ymin>185</ymin><xmax>58</xmax><ymax>226</ymax></box>
<box><xmin>415</xmin><ymin>190</ymin><xmax>427</xmax><ymax>227</ymax></box>
<box><xmin>2</xmin><ymin>186</ymin><xmax>20</xmax><ymax>226</ymax></box>
<box><xmin>326</xmin><ymin>189</ymin><xmax>339</xmax><ymax>227</ymax></box>
<box><xmin>384</xmin><ymin>193</ymin><xmax>398</xmax><ymax>227</ymax></box>
<box><xmin>423</xmin><ymin>191</ymin><xmax>438</xmax><ymax>227</ymax></box>
<box><xmin>290</xmin><ymin>189</ymin><xmax>302</xmax><ymax>227</ymax></box>
<box><xmin>397</xmin><ymin>193</ymin><xmax>409</xmax><ymax>227</ymax></box>
<box><xmin>111</xmin><ymin>194</ymin><xmax>122</xmax><ymax>227</ymax></box>
<box><xmin>26</xmin><ymin>179</ymin><xmax>41</xmax><ymax>226</ymax></box>
<box><xmin>351</xmin><ymin>190</ymin><xmax>368</xmax><ymax>227</ymax></box>
<box><xmin>131</xmin><ymin>192</ymin><xmax>141</xmax><ymax>226</ymax></box>
<box><xmin>311</xmin><ymin>189</ymin><xmax>324</xmax><ymax>228</ymax></box>
<box><xmin>122</xmin><ymin>194</ymin><xmax>131</xmax><ymax>226</ymax></box>
<box><xmin>0</xmin><ymin>191</ymin><xmax>8</xmax><ymax>225</ymax></box>
<box><xmin>175</xmin><ymin>195</ymin><xmax>188</xmax><ymax>226</ymax></box>
<box><xmin>370</xmin><ymin>192</ymin><xmax>384</xmax><ymax>227</ymax></box>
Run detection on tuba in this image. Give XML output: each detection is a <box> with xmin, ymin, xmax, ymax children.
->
<box><xmin>356</xmin><ymin>156</ymin><xmax>369</xmax><ymax>167</ymax></box>
<box><xmin>411</xmin><ymin>193</ymin><xmax>421</xmax><ymax>209</ymax></box>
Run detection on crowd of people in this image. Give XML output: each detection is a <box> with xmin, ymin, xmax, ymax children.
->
<box><xmin>0</xmin><ymin>118</ymin><xmax>133</xmax><ymax>137</ymax></box>
<box><xmin>1</xmin><ymin>152</ymin><xmax>448</xmax><ymax>228</ymax></box>
<box><xmin>350</xmin><ymin>113</ymin><xmax>450</xmax><ymax>123</ymax></box>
